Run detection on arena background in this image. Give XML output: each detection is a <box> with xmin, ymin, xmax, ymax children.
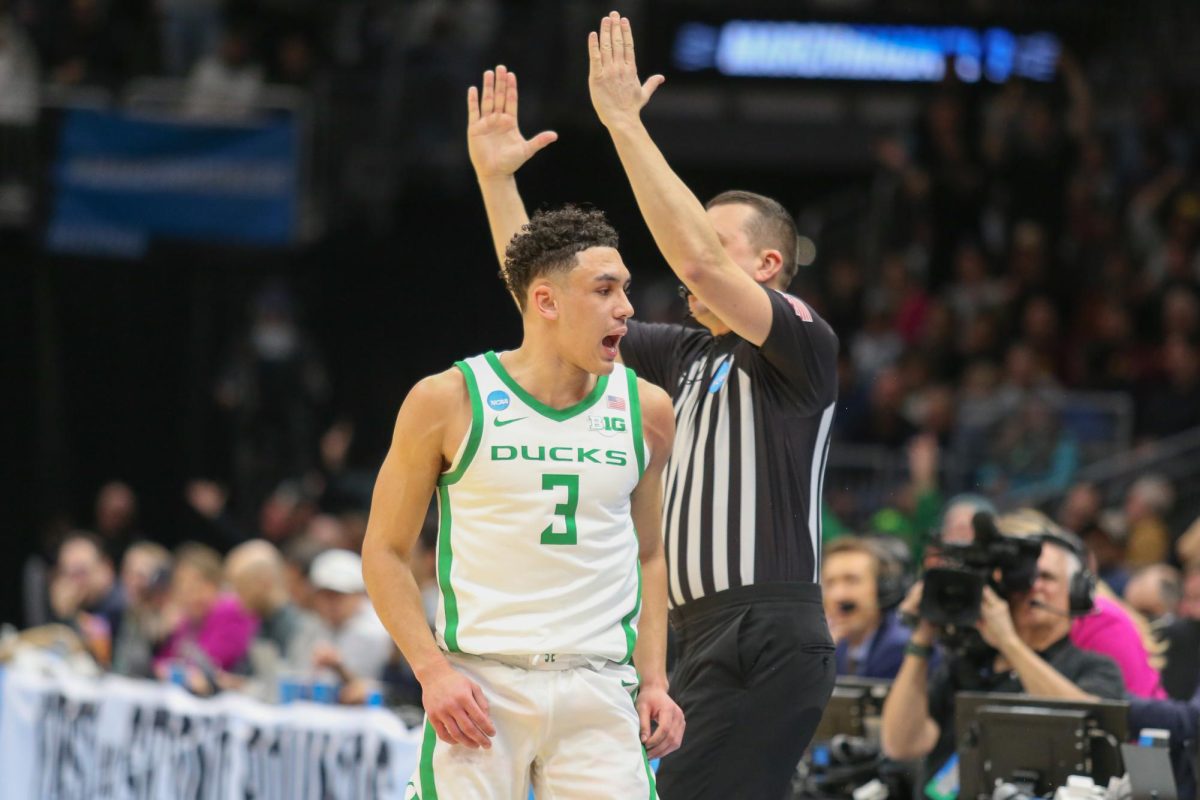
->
<box><xmin>3</xmin><ymin>0</ymin><xmax>1200</xmax><ymax>636</ymax></box>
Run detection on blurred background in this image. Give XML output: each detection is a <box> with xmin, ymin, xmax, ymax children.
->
<box><xmin>4</xmin><ymin>0</ymin><xmax>1200</xmax><ymax>639</ymax></box>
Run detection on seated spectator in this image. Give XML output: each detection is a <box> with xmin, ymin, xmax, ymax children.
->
<box><xmin>881</xmin><ymin>530</ymin><xmax>1124</xmax><ymax>776</ymax></box>
<box><xmin>1160</xmin><ymin>565</ymin><xmax>1200</xmax><ymax>700</ymax></box>
<box><xmin>155</xmin><ymin>543</ymin><xmax>258</xmax><ymax>679</ymax></box>
<box><xmin>93</xmin><ymin>480</ymin><xmax>139</xmax><ymax>566</ymax></box>
<box><xmin>1080</xmin><ymin>510</ymin><xmax>1131</xmax><ymax>597</ymax></box>
<box><xmin>1125</xmin><ymin>564</ymin><xmax>1182</xmax><ymax>628</ymax></box>
<box><xmin>977</xmin><ymin>394</ymin><xmax>1078</xmax><ymax>500</ymax></box>
<box><xmin>868</xmin><ymin>434</ymin><xmax>943</xmax><ymax>566</ymax></box>
<box><xmin>184</xmin><ymin>26</ymin><xmax>264</xmax><ymax>120</ymax></box>
<box><xmin>282</xmin><ymin>533</ymin><xmax>327</xmax><ymax>610</ymax></box>
<box><xmin>309</xmin><ymin>549</ymin><xmax>394</xmax><ymax>684</ymax></box>
<box><xmin>1124</xmin><ymin>475</ymin><xmax>1175</xmax><ymax>568</ymax></box>
<box><xmin>823</xmin><ymin>538</ymin><xmax>910</xmax><ymax>679</ymax></box>
<box><xmin>49</xmin><ymin>532</ymin><xmax>126</xmax><ymax>665</ymax></box>
<box><xmin>112</xmin><ymin>541</ymin><xmax>172</xmax><ymax>678</ymax></box>
<box><xmin>224</xmin><ymin>539</ymin><xmax>323</xmax><ymax>688</ymax></box>
<box><xmin>1000</xmin><ymin>510</ymin><xmax>1166</xmax><ymax>699</ymax></box>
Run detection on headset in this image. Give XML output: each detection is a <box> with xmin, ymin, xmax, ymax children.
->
<box><xmin>1036</xmin><ymin>528</ymin><xmax>1097</xmax><ymax>617</ymax></box>
<box><xmin>830</xmin><ymin>536</ymin><xmax>912</xmax><ymax>614</ymax></box>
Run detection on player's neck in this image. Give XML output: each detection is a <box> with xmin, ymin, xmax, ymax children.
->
<box><xmin>498</xmin><ymin>344</ymin><xmax>599</xmax><ymax>410</ymax></box>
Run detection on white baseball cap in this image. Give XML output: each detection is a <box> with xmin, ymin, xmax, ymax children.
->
<box><xmin>309</xmin><ymin>549</ymin><xmax>365</xmax><ymax>594</ymax></box>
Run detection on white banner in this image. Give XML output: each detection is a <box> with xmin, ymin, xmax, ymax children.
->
<box><xmin>0</xmin><ymin>668</ymin><xmax>423</xmax><ymax>800</ymax></box>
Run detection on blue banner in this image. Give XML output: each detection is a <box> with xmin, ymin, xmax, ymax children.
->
<box><xmin>47</xmin><ymin>108</ymin><xmax>298</xmax><ymax>257</ymax></box>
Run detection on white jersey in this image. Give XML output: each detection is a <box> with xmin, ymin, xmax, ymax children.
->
<box><xmin>433</xmin><ymin>351</ymin><xmax>648</xmax><ymax>662</ymax></box>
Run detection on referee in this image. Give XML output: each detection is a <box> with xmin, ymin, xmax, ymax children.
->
<box><xmin>466</xmin><ymin>33</ymin><xmax>838</xmax><ymax>798</ymax></box>
<box><xmin>586</xmin><ymin>15</ymin><xmax>838</xmax><ymax>798</ymax></box>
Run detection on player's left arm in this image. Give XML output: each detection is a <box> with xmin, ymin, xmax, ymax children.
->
<box><xmin>630</xmin><ymin>378</ymin><xmax>684</xmax><ymax>758</ymax></box>
<box><xmin>589</xmin><ymin>12</ymin><xmax>775</xmax><ymax>345</ymax></box>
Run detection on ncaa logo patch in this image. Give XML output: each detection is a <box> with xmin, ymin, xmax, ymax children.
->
<box><xmin>486</xmin><ymin>390</ymin><xmax>511</xmax><ymax>411</ymax></box>
<box><xmin>709</xmin><ymin>361</ymin><xmax>732</xmax><ymax>394</ymax></box>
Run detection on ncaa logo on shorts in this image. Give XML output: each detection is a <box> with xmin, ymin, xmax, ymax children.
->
<box><xmin>487</xmin><ymin>390</ymin><xmax>511</xmax><ymax>411</ymax></box>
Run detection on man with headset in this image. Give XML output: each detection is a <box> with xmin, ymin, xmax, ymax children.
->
<box><xmin>823</xmin><ymin>537</ymin><xmax>911</xmax><ymax>680</ymax></box>
<box><xmin>881</xmin><ymin>514</ymin><xmax>1124</xmax><ymax>779</ymax></box>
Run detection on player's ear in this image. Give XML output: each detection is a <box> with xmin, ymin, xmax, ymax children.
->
<box><xmin>531</xmin><ymin>282</ymin><xmax>558</xmax><ymax>320</ymax></box>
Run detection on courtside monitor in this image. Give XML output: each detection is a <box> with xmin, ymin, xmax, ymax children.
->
<box><xmin>955</xmin><ymin>692</ymin><xmax>1129</xmax><ymax>799</ymax></box>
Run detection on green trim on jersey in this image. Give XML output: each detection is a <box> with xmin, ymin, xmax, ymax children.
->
<box><xmin>419</xmin><ymin>719</ymin><xmax>439</xmax><ymax>799</ymax></box>
<box><xmin>484</xmin><ymin>351</ymin><xmax>609</xmax><ymax>422</ymax></box>
<box><xmin>620</xmin><ymin>559</ymin><xmax>642</xmax><ymax>665</ymax></box>
<box><xmin>438</xmin><ymin>360</ymin><xmax>483</xmax><ymax>487</ymax></box>
<box><xmin>626</xmin><ymin>367</ymin><xmax>646</xmax><ymax>478</ymax></box>
<box><xmin>436</xmin><ymin>487</ymin><xmax>462</xmax><ymax>652</ymax></box>
<box><xmin>642</xmin><ymin>746</ymin><xmax>658</xmax><ymax>799</ymax></box>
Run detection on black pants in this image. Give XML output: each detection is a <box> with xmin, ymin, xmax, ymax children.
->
<box><xmin>656</xmin><ymin>583</ymin><xmax>835</xmax><ymax>800</ymax></box>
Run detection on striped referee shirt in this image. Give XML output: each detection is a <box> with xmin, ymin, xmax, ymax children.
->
<box><xmin>621</xmin><ymin>288</ymin><xmax>839</xmax><ymax>608</ymax></box>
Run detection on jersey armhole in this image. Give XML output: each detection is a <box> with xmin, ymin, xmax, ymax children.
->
<box><xmin>438</xmin><ymin>360</ymin><xmax>483</xmax><ymax>486</ymax></box>
<box><xmin>625</xmin><ymin>367</ymin><xmax>647</xmax><ymax>478</ymax></box>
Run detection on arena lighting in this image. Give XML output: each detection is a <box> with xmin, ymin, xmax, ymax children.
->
<box><xmin>672</xmin><ymin>21</ymin><xmax>1061</xmax><ymax>83</ymax></box>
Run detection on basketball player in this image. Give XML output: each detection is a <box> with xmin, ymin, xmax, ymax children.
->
<box><xmin>361</xmin><ymin>205</ymin><xmax>683</xmax><ymax>799</ymax></box>
<box><xmin>467</xmin><ymin>13</ymin><xmax>839</xmax><ymax>796</ymax></box>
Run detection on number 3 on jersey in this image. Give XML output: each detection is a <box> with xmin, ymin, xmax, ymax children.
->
<box><xmin>541</xmin><ymin>473</ymin><xmax>579</xmax><ymax>545</ymax></box>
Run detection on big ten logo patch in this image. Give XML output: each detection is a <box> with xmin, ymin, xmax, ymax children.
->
<box><xmin>588</xmin><ymin>415</ymin><xmax>626</xmax><ymax>436</ymax></box>
<box><xmin>487</xmin><ymin>390</ymin><xmax>511</xmax><ymax>411</ymax></box>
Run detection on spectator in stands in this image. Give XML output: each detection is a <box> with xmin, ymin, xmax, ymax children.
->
<box><xmin>1124</xmin><ymin>475</ymin><xmax>1175</xmax><ymax>568</ymax></box>
<box><xmin>0</xmin><ymin>0</ymin><xmax>39</xmax><ymax>219</ymax></box>
<box><xmin>977</xmin><ymin>393</ymin><xmax>1078</xmax><ymax>501</ymax></box>
<box><xmin>1057</xmin><ymin>481</ymin><xmax>1103</xmax><ymax>537</ymax></box>
<box><xmin>282</xmin><ymin>533</ymin><xmax>326</xmax><ymax>610</ymax></box>
<box><xmin>50</xmin><ymin>532</ymin><xmax>126</xmax><ymax>665</ymax></box>
<box><xmin>159</xmin><ymin>0</ymin><xmax>221</xmax><ymax>76</ymax></box>
<box><xmin>999</xmin><ymin>509</ymin><xmax>1165</xmax><ymax>699</ymax></box>
<box><xmin>1160</xmin><ymin>565</ymin><xmax>1200</xmax><ymax>700</ymax></box>
<box><xmin>112</xmin><ymin>541</ymin><xmax>172</xmax><ymax>678</ymax></box>
<box><xmin>868</xmin><ymin>434</ymin><xmax>943</xmax><ymax>565</ymax></box>
<box><xmin>224</xmin><ymin>540</ymin><xmax>323</xmax><ymax>691</ymax></box>
<box><xmin>1125</xmin><ymin>564</ymin><xmax>1182</xmax><ymax>628</ymax></box>
<box><xmin>155</xmin><ymin>543</ymin><xmax>258</xmax><ymax>677</ymax></box>
<box><xmin>841</xmin><ymin>365</ymin><xmax>916</xmax><ymax>448</ymax></box>
<box><xmin>881</xmin><ymin>526</ymin><xmax>1124</xmax><ymax>777</ymax></box>
<box><xmin>184</xmin><ymin>25</ymin><xmax>265</xmax><ymax>120</ymax></box>
<box><xmin>823</xmin><ymin>538</ymin><xmax>910</xmax><ymax>680</ymax></box>
<box><xmin>1080</xmin><ymin>509</ymin><xmax>1131</xmax><ymax>596</ymax></box>
<box><xmin>93</xmin><ymin>480</ymin><xmax>139</xmax><ymax>565</ymax></box>
<box><xmin>47</xmin><ymin>0</ymin><xmax>117</xmax><ymax>87</ymax></box>
<box><xmin>308</xmin><ymin>549</ymin><xmax>394</xmax><ymax>684</ymax></box>
<box><xmin>1137</xmin><ymin>335</ymin><xmax>1200</xmax><ymax>440</ymax></box>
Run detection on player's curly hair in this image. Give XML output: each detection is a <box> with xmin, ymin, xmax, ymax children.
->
<box><xmin>503</xmin><ymin>205</ymin><xmax>619</xmax><ymax>310</ymax></box>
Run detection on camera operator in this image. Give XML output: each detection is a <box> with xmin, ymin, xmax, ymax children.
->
<box><xmin>880</xmin><ymin>533</ymin><xmax>1124</xmax><ymax>776</ymax></box>
<box><xmin>823</xmin><ymin>538</ymin><xmax>911</xmax><ymax>679</ymax></box>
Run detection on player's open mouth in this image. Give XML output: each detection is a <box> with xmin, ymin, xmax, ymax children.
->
<box><xmin>602</xmin><ymin>333</ymin><xmax>622</xmax><ymax>358</ymax></box>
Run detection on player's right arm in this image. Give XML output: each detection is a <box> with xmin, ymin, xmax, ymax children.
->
<box><xmin>361</xmin><ymin>369</ymin><xmax>497</xmax><ymax>749</ymax></box>
<box><xmin>467</xmin><ymin>65</ymin><xmax>556</xmax><ymax>295</ymax></box>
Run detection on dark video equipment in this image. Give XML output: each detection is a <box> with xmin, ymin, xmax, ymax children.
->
<box><xmin>920</xmin><ymin>512</ymin><xmax>1042</xmax><ymax>630</ymax></box>
<box><xmin>955</xmin><ymin>692</ymin><xmax>1129</xmax><ymax>800</ymax></box>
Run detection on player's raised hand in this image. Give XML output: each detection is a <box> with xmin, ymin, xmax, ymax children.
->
<box><xmin>588</xmin><ymin>12</ymin><xmax>665</xmax><ymax>130</ymax></box>
<box><xmin>637</xmin><ymin>685</ymin><xmax>685</xmax><ymax>759</ymax></box>
<box><xmin>420</xmin><ymin>661</ymin><xmax>496</xmax><ymax>749</ymax></box>
<box><xmin>467</xmin><ymin>65</ymin><xmax>558</xmax><ymax>180</ymax></box>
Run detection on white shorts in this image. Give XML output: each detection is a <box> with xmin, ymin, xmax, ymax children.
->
<box><xmin>403</xmin><ymin>653</ymin><xmax>657</xmax><ymax>800</ymax></box>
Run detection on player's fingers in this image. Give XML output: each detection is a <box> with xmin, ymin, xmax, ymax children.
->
<box><xmin>466</xmin><ymin>687</ymin><xmax>497</xmax><ymax>737</ymax></box>
<box><xmin>637</xmin><ymin>701</ymin><xmax>652</xmax><ymax>742</ymax></box>
<box><xmin>588</xmin><ymin>31</ymin><xmax>602</xmax><ymax>68</ymax></box>
<box><xmin>507</xmin><ymin>70</ymin><xmax>519</xmax><ymax>118</ymax></box>
<box><xmin>466</xmin><ymin>86</ymin><xmax>479</xmax><ymax>125</ymax></box>
<box><xmin>527</xmin><ymin>130</ymin><xmax>558</xmax><ymax>155</ymax></box>
<box><xmin>609</xmin><ymin>11</ymin><xmax>625</xmax><ymax>59</ymax></box>
<box><xmin>642</xmin><ymin>74</ymin><xmax>666</xmax><ymax>102</ymax></box>
<box><xmin>599</xmin><ymin>14</ymin><xmax>613</xmax><ymax>65</ymax></box>
<box><xmin>494</xmin><ymin>65</ymin><xmax>508</xmax><ymax>114</ymax></box>
<box><xmin>481</xmin><ymin>69</ymin><xmax>495</xmax><ymax>115</ymax></box>
<box><xmin>620</xmin><ymin>16</ymin><xmax>635</xmax><ymax>65</ymax></box>
<box><xmin>432</xmin><ymin>717</ymin><xmax>461</xmax><ymax>746</ymax></box>
<box><xmin>451</xmin><ymin>708</ymin><xmax>491</xmax><ymax>748</ymax></box>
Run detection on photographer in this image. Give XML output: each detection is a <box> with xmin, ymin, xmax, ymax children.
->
<box><xmin>880</xmin><ymin>533</ymin><xmax>1124</xmax><ymax>776</ymax></box>
<box><xmin>823</xmin><ymin>538</ymin><xmax>911</xmax><ymax>679</ymax></box>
